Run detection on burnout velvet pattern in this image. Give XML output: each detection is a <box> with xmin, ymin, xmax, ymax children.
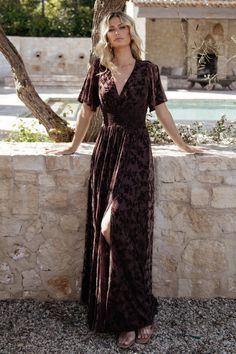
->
<box><xmin>78</xmin><ymin>58</ymin><xmax>167</xmax><ymax>333</ymax></box>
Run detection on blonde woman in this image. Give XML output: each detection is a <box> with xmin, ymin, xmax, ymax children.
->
<box><xmin>46</xmin><ymin>11</ymin><xmax>203</xmax><ymax>349</ymax></box>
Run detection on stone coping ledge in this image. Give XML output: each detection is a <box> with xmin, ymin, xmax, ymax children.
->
<box><xmin>1</xmin><ymin>141</ymin><xmax>236</xmax><ymax>156</ymax></box>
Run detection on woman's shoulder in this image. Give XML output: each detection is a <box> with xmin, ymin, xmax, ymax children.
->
<box><xmin>138</xmin><ymin>59</ymin><xmax>159</xmax><ymax>68</ymax></box>
<box><xmin>137</xmin><ymin>59</ymin><xmax>161</xmax><ymax>75</ymax></box>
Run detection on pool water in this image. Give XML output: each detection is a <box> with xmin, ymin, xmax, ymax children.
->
<box><xmin>150</xmin><ymin>99</ymin><xmax>236</xmax><ymax>121</ymax></box>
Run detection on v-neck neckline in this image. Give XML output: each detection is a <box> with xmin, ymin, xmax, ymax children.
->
<box><xmin>110</xmin><ymin>60</ymin><xmax>137</xmax><ymax>98</ymax></box>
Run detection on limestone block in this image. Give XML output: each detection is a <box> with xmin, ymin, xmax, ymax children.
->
<box><xmin>0</xmin><ymin>291</ymin><xmax>11</xmax><ymax>300</ymax></box>
<box><xmin>40</xmin><ymin>190</ymin><xmax>69</xmax><ymax>209</ymax></box>
<box><xmin>0</xmin><ymin>200</ymin><xmax>10</xmax><ymax>213</ymax></box>
<box><xmin>8</xmin><ymin>244</ymin><xmax>31</xmax><ymax>260</ymax></box>
<box><xmin>69</xmin><ymin>190</ymin><xmax>88</xmax><ymax>211</ymax></box>
<box><xmin>160</xmin><ymin>254</ymin><xmax>178</xmax><ymax>272</ymax></box>
<box><xmin>0</xmin><ymin>263</ymin><xmax>14</xmax><ymax>284</ymax></box>
<box><xmin>47</xmin><ymin>276</ymin><xmax>72</xmax><ymax>299</ymax></box>
<box><xmin>159</xmin><ymin>183</ymin><xmax>188</xmax><ymax>202</ymax></box>
<box><xmin>55</xmin><ymin>174</ymin><xmax>86</xmax><ymax>189</ymax></box>
<box><xmin>178</xmin><ymin>278</ymin><xmax>222</xmax><ymax>298</ymax></box>
<box><xmin>60</xmin><ymin>215</ymin><xmax>80</xmax><ymax>232</ymax></box>
<box><xmin>0</xmin><ymin>156</ymin><xmax>12</xmax><ymax>178</ymax></box>
<box><xmin>188</xmin><ymin>208</ymin><xmax>212</xmax><ymax>233</ymax></box>
<box><xmin>158</xmin><ymin>229</ymin><xmax>185</xmax><ymax>249</ymax></box>
<box><xmin>23</xmin><ymin>218</ymin><xmax>43</xmax><ymax>243</ymax></box>
<box><xmin>22</xmin><ymin>269</ymin><xmax>41</xmax><ymax>289</ymax></box>
<box><xmin>45</xmin><ymin>155</ymin><xmax>70</xmax><ymax>171</ymax></box>
<box><xmin>180</xmin><ymin>240</ymin><xmax>226</xmax><ymax>277</ymax></box>
<box><xmin>37</xmin><ymin>239</ymin><xmax>72</xmax><ymax>271</ymax></box>
<box><xmin>12</xmin><ymin>184</ymin><xmax>39</xmax><ymax>215</ymax></box>
<box><xmin>0</xmin><ymin>216</ymin><xmax>22</xmax><ymax>237</ymax></box>
<box><xmin>191</xmin><ymin>188</ymin><xmax>210</xmax><ymax>207</ymax></box>
<box><xmin>178</xmin><ymin>279</ymin><xmax>192</xmax><ymax>297</ymax></box>
<box><xmin>38</xmin><ymin>174</ymin><xmax>55</xmax><ymax>187</ymax></box>
<box><xmin>228</xmin><ymin>277</ymin><xmax>236</xmax><ymax>296</ymax></box>
<box><xmin>153</xmin><ymin>278</ymin><xmax>178</xmax><ymax>297</ymax></box>
<box><xmin>198</xmin><ymin>156</ymin><xmax>229</xmax><ymax>171</ymax></box>
<box><xmin>191</xmin><ymin>279</ymin><xmax>222</xmax><ymax>298</ymax></box>
<box><xmin>41</xmin><ymin>211</ymin><xmax>58</xmax><ymax>223</ymax></box>
<box><xmin>13</xmin><ymin>155</ymin><xmax>45</xmax><ymax>171</ymax></box>
<box><xmin>156</xmin><ymin>156</ymin><xmax>195</xmax><ymax>182</ymax></box>
<box><xmin>14</xmin><ymin>172</ymin><xmax>38</xmax><ymax>184</ymax></box>
<box><xmin>23</xmin><ymin>290</ymin><xmax>50</xmax><ymax>300</ymax></box>
<box><xmin>71</xmin><ymin>154</ymin><xmax>92</xmax><ymax>175</ymax></box>
<box><xmin>197</xmin><ymin>173</ymin><xmax>224</xmax><ymax>184</ymax></box>
<box><xmin>223</xmin><ymin>237</ymin><xmax>236</xmax><ymax>275</ymax></box>
<box><xmin>211</xmin><ymin>187</ymin><xmax>236</xmax><ymax>208</ymax></box>
<box><xmin>155</xmin><ymin>202</ymin><xmax>190</xmax><ymax>232</ymax></box>
<box><xmin>42</xmin><ymin>224</ymin><xmax>80</xmax><ymax>250</ymax></box>
<box><xmin>0</xmin><ymin>179</ymin><xmax>11</xmax><ymax>200</ymax></box>
<box><xmin>224</xmin><ymin>172</ymin><xmax>236</xmax><ymax>185</ymax></box>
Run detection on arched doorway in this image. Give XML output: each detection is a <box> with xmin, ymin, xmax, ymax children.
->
<box><xmin>197</xmin><ymin>34</ymin><xmax>218</xmax><ymax>79</ymax></box>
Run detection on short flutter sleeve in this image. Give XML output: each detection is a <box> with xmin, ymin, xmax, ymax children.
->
<box><xmin>78</xmin><ymin>58</ymin><xmax>100</xmax><ymax>112</ymax></box>
<box><xmin>148</xmin><ymin>62</ymin><xmax>167</xmax><ymax>112</ymax></box>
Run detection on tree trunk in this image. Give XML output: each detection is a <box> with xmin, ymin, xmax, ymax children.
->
<box><xmin>0</xmin><ymin>25</ymin><xmax>74</xmax><ymax>142</ymax></box>
<box><xmin>83</xmin><ymin>0</ymin><xmax>127</xmax><ymax>142</ymax></box>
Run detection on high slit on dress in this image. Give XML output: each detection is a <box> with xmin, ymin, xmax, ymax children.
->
<box><xmin>78</xmin><ymin>58</ymin><xmax>167</xmax><ymax>333</ymax></box>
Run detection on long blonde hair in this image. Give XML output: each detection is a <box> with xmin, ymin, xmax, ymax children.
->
<box><xmin>95</xmin><ymin>11</ymin><xmax>142</xmax><ymax>69</ymax></box>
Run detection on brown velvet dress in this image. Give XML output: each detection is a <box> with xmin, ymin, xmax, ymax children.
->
<box><xmin>78</xmin><ymin>58</ymin><xmax>167</xmax><ymax>333</ymax></box>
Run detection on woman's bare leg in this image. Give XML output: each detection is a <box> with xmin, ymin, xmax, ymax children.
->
<box><xmin>101</xmin><ymin>205</ymin><xmax>135</xmax><ymax>347</ymax></box>
<box><xmin>101</xmin><ymin>203</ymin><xmax>112</xmax><ymax>245</ymax></box>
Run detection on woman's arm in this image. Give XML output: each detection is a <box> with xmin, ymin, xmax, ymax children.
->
<box><xmin>155</xmin><ymin>102</ymin><xmax>204</xmax><ymax>153</ymax></box>
<box><xmin>45</xmin><ymin>103</ymin><xmax>94</xmax><ymax>155</ymax></box>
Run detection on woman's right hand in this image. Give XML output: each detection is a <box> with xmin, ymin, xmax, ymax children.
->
<box><xmin>45</xmin><ymin>145</ymin><xmax>76</xmax><ymax>155</ymax></box>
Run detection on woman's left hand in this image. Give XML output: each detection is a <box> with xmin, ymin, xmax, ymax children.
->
<box><xmin>179</xmin><ymin>144</ymin><xmax>207</xmax><ymax>154</ymax></box>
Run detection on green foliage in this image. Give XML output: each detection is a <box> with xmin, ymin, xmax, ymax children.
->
<box><xmin>0</xmin><ymin>0</ymin><xmax>94</xmax><ymax>37</ymax></box>
<box><xmin>4</xmin><ymin>114</ymin><xmax>236</xmax><ymax>144</ymax></box>
<box><xmin>5</xmin><ymin>119</ymin><xmax>52</xmax><ymax>142</ymax></box>
<box><xmin>146</xmin><ymin>115</ymin><xmax>236</xmax><ymax>145</ymax></box>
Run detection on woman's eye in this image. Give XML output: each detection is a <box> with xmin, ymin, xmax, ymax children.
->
<box><xmin>108</xmin><ymin>28</ymin><xmax>115</xmax><ymax>32</ymax></box>
<box><xmin>119</xmin><ymin>25</ymin><xmax>127</xmax><ymax>30</ymax></box>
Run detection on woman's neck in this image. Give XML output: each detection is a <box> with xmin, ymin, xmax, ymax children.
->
<box><xmin>112</xmin><ymin>47</ymin><xmax>135</xmax><ymax>67</ymax></box>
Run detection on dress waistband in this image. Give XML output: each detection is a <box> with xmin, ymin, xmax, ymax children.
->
<box><xmin>101</xmin><ymin>124</ymin><xmax>148</xmax><ymax>134</ymax></box>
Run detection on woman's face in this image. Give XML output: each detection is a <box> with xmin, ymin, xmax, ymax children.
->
<box><xmin>106</xmin><ymin>16</ymin><xmax>131</xmax><ymax>49</ymax></box>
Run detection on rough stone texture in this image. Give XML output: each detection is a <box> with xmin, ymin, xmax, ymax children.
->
<box><xmin>145</xmin><ymin>18</ymin><xmax>236</xmax><ymax>86</ymax></box>
<box><xmin>0</xmin><ymin>37</ymin><xmax>91</xmax><ymax>85</ymax></box>
<box><xmin>0</xmin><ymin>142</ymin><xmax>236</xmax><ymax>300</ymax></box>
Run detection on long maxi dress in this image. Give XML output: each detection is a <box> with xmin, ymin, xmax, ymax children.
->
<box><xmin>78</xmin><ymin>58</ymin><xmax>167</xmax><ymax>333</ymax></box>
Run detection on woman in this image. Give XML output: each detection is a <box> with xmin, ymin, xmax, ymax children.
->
<box><xmin>46</xmin><ymin>11</ymin><xmax>204</xmax><ymax>349</ymax></box>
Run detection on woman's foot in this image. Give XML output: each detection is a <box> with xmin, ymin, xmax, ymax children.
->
<box><xmin>117</xmin><ymin>330</ymin><xmax>136</xmax><ymax>349</ymax></box>
<box><xmin>136</xmin><ymin>324</ymin><xmax>154</xmax><ymax>344</ymax></box>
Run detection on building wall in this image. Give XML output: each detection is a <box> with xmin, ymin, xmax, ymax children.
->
<box><xmin>146</xmin><ymin>19</ymin><xmax>186</xmax><ymax>73</ymax></box>
<box><xmin>0</xmin><ymin>37</ymin><xmax>91</xmax><ymax>85</ymax></box>
<box><xmin>146</xmin><ymin>18</ymin><xmax>236</xmax><ymax>78</ymax></box>
<box><xmin>0</xmin><ymin>142</ymin><xmax>236</xmax><ymax>300</ymax></box>
<box><xmin>228</xmin><ymin>20</ymin><xmax>236</xmax><ymax>76</ymax></box>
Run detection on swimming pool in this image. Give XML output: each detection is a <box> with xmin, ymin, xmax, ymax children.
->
<box><xmin>150</xmin><ymin>99</ymin><xmax>236</xmax><ymax>122</ymax></box>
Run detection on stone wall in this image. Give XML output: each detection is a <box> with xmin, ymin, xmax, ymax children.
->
<box><xmin>0</xmin><ymin>142</ymin><xmax>236</xmax><ymax>300</ymax></box>
<box><xmin>146</xmin><ymin>18</ymin><xmax>236</xmax><ymax>78</ymax></box>
<box><xmin>0</xmin><ymin>37</ymin><xmax>91</xmax><ymax>86</ymax></box>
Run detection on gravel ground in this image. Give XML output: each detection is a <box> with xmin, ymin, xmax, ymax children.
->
<box><xmin>0</xmin><ymin>297</ymin><xmax>235</xmax><ymax>354</ymax></box>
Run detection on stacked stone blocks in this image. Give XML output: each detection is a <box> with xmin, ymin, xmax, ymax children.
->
<box><xmin>0</xmin><ymin>143</ymin><xmax>235</xmax><ymax>300</ymax></box>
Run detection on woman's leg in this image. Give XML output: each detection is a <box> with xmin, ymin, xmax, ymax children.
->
<box><xmin>100</xmin><ymin>203</ymin><xmax>112</xmax><ymax>245</ymax></box>
<box><xmin>100</xmin><ymin>204</ymin><xmax>136</xmax><ymax>347</ymax></box>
